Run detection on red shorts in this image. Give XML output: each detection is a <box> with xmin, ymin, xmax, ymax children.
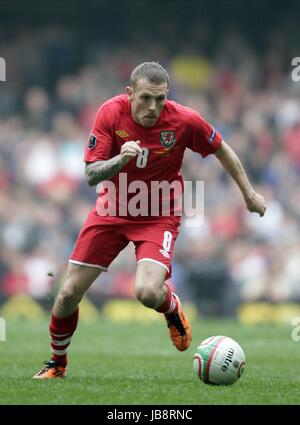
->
<box><xmin>69</xmin><ymin>209</ymin><xmax>181</xmax><ymax>279</ymax></box>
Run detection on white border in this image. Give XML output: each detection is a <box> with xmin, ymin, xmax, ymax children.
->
<box><xmin>137</xmin><ymin>258</ymin><xmax>169</xmax><ymax>273</ymax></box>
<box><xmin>69</xmin><ymin>260</ymin><xmax>108</xmax><ymax>271</ymax></box>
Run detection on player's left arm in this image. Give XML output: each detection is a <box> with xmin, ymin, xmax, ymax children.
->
<box><xmin>214</xmin><ymin>140</ymin><xmax>266</xmax><ymax>217</ymax></box>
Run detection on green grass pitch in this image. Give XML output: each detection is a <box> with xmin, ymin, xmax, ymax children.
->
<box><xmin>0</xmin><ymin>317</ymin><xmax>299</xmax><ymax>404</ymax></box>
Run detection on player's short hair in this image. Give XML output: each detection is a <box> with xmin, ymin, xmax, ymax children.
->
<box><xmin>130</xmin><ymin>62</ymin><xmax>170</xmax><ymax>88</ymax></box>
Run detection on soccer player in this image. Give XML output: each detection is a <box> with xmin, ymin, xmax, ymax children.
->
<box><xmin>33</xmin><ymin>62</ymin><xmax>266</xmax><ymax>378</ymax></box>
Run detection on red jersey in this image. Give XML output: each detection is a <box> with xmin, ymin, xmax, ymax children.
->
<box><xmin>84</xmin><ymin>94</ymin><xmax>222</xmax><ymax>220</ymax></box>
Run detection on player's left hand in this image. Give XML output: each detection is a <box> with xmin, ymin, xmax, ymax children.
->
<box><xmin>245</xmin><ymin>192</ymin><xmax>266</xmax><ymax>217</ymax></box>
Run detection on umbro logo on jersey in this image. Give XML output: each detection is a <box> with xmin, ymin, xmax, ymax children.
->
<box><xmin>116</xmin><ymin>130</ymin><xmax>129</xmax><ymax>138</ymax></box>
<box><xmin>160</xmin><ymin>130</ymin><xmax>176</xmax><ymax>148</ymax></box>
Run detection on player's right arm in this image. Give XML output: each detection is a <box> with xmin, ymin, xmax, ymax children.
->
<box><xmin>85</xmin><ymin>140</ymin><xmax>142</xmax><ymax>186</ymax></box>
<box><xmin>84</xmin><ymin>101</ymin><xmax>142</xmax><ymax>186</ymax></box>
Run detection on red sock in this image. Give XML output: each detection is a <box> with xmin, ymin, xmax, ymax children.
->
<box><xmin>156</xmin><ymin>283</ymin><xmax>179</xmax><ymax>315</ymax></box>
<box><xmin>49</xmin><ymin>308</ymin><xmax>79</xmax><ymax>367</ymax></box>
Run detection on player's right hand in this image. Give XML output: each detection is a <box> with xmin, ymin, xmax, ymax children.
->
<box><xmin>120</xmin><ymin>140</ymin><xmax>143</xmax><ymax>164</ymax></box>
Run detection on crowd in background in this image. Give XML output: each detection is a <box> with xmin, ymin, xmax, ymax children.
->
<box><xmin>0</xmin><ymin>22</ymin><xmax>300</xmax><ymax>315</ymax></box>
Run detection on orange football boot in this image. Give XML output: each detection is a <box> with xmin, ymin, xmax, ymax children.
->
<box><xmin>164</xmin><ymin>294</ymin><xmax>192</xmax><ymax>351</ymax></box>
<box><xmin>33</xmin><ymin>360</ymin><xmax>67</xmax><ymax>379</ymax></box>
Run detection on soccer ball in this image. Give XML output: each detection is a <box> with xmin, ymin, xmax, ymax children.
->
<box><xmin>193</xmin><ymin>335</ymin><xmax>245</xmax><ymax>385</ymax></box>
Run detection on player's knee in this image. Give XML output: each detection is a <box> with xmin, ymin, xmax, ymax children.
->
<box><xmin>58</xmin><ymin>286</ymin><xmax>83</xmax><ymax>305</ymax></box>
<box><xmin>136</xmin><ymin>285</ymin><xmax>162</xmax><ymax>308</ymax></box>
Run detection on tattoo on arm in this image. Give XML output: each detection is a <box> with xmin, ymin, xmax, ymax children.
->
<box><xmin>85</xmin><ymin>155</ymin><xmax>124</xmax><ymax>186</ymax></box>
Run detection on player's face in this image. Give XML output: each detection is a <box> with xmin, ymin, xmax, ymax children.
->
<box><xmin>127</xmin><ymin>79</ymin><xmax>168</xmax><ymax>128</ymax></box>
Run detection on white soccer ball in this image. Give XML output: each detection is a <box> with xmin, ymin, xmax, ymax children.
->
<box><xmin>193</xmin><ymin>335</ymin><xmax>245</xmax><ymax>385</ymax></box>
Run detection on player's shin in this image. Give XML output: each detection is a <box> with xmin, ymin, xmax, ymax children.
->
<box><xmin>156</xmin><ymin>283</ymin><xmax>192</xmax><ymax>351</ymax></box>
<box><xmin>155</xmin><ymin>283</ymin><xmax>179</xmax><ymax>315</ymax></box>
<box><xmin>49</xmin><ymin>308</ymin><xmax>79</xmax><ymax>367</ymax></box>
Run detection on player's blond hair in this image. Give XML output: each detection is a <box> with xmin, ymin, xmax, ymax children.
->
<box><xmin>130</xmin><ymin>62</ymin><xmax>169</xmax><ymax>88</ymax></box>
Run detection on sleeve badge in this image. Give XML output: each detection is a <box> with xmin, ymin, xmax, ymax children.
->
<box><xmin>88</xmin><ymin>134</ymin><xmax>97</xmax><ymax>149</ymax></box>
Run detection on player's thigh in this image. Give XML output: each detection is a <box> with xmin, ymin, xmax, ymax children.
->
<box><xmin>135</xmin><ymin>260</ymin><xmax>167</xmax><ymax>293</ymax></box>
<box><xmin>133</xmin><ymin>220</ymin><xmax>180</xmax><ymax>283</ymax></box>
<box><xmin>61</xmin><ymin>262</ymin><xmax>102</xmax><ymax>297</ymax></box>
<box><xmin>70</xmin><ymin>209</ymin><xmax>129</xmax><ymax>270</ymax></box>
